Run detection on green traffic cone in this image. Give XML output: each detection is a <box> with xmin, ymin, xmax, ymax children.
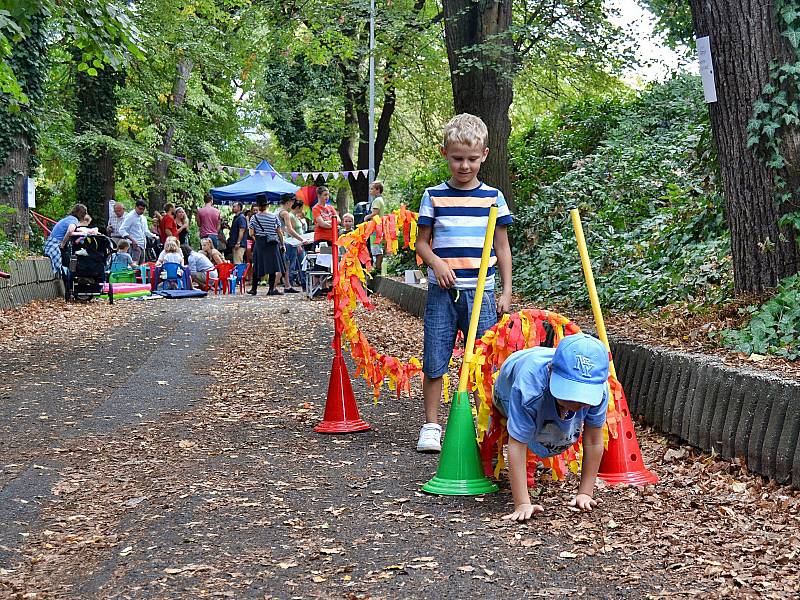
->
<box><xmin>422</xmin><ymin>391</ymin><xmax>499</xmax><ymax>495</ymax></box>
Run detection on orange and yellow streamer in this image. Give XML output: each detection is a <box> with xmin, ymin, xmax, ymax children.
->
<box><xmin>331</xmin><ymin>212</ymin><xmax>622</xmax><ymax>483</ymax></box>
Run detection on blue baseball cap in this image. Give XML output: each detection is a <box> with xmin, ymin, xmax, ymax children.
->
<box><xmin>549</xmin><ymin>334</ymin><xmax>610</xmax><ymax>407</ymax></box>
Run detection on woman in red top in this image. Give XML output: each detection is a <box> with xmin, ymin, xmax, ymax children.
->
<box><xmin>159</xmin><ymin>203</ymin><xmax>179</xmax><ymax>243</ymax></box>
<box><xmin>312</xmin><ymin>186</ymin><xmax>339</xmax><ymax>247</ymax></box>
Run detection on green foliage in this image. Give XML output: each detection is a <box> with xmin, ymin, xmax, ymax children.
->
<box><xmin>638</xmin><ymin>1</ymin><xmax>695</xmax><ymax>50</ymax></box>
<box><xmin>746</xmin><ymin>0</ymin><xmax>800</xmax><ymax>231</ymax></box>
<box><xmin>511</xmin><ymin>74</ymin><xmax>732</xmax><ymax>311</ymax></box>
<box><xmin>719</xmin><ymin>274</ymin><xmax>800</xmax><ymax>359</ymax></box>
<box><xmin>0</xmin><ymin>204</ymin><xmax>26</xmax><ymax>270</ymax></box>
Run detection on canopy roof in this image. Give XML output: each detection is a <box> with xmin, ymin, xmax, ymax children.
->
<box><xmin>210</xmin><ymin>160</ymin><xmax>299</xmax><ymax>204</ymax></box>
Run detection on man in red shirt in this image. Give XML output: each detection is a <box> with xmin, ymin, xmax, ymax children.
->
<box><xmin>312</xmin><ymin>186</ymin><xmax>338</xmax><ymax>249</ymax></box>
<box><xmin>197</xmin><ymin>193</ymin><xmax>221</xmax><ymax>249</ymax></box>
<box><xmin>159</xmin><ymin>203</ymin><xmax>178</xmax><ymax>243</ymax></box>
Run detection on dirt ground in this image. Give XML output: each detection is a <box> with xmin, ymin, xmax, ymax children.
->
<box><xmin>0</xmin><ymin>294</ymin><xmax>798</xmax><ymax>599</ymax></box>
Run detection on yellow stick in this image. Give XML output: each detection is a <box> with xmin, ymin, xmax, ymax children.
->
<box><xmin>458</xmin><ymin>205</ymin><xmax>499</xmax><ymax>393</ymax></box>
<box><xmin>569</xmin><ymin>208</ymin><xmax>617</xmax><ymax>380</ymax></box>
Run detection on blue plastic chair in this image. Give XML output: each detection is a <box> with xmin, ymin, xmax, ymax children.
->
<box><xmin>232</xmin><ymin>262</ymin><xmax>249</xmax><ymax>295</ymax></box>
<box><xmin>159</xmin><ymin>262</ymin><xmax>185</xmax><ymax>290</ymax></box>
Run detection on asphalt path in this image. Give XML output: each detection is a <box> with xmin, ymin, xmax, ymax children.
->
<box><xmin>0</xmin><ymin>294</ymin><xmax>672</xmax><ymax>598</ymax></box>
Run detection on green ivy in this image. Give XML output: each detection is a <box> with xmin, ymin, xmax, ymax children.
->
<box><xmin>718</xmin><ymin>274</ymin><xmax>800</xmax><ymax>359</ymax></box>
<box><xmin>746</xmin><ymin>0</ymin><xmax>800</xmax><ymax>228</ymax></box>
<box><xmin>0</xmin><ymin>9</ymin><xmax>46</xmax><ymax>198</ymax></box>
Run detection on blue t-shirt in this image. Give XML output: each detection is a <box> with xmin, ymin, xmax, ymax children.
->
<box><xmin>493</xmin><ymin>347</ymin><xmax>608</xmax><ymax>457</ymax></box>
<box><xmin>229</xmin><ymin>212</ymin><xmax>248</xmax><ymax>248</ymax></box>
<box><xmin>110</xmin><ymin>252</ymin><xmax>134</xmax><ymax>272</ymax></box>
<box><xmin>49</xmin><ymin>215</ymin><xmax>79</xmax><ymax>242</ymax></box>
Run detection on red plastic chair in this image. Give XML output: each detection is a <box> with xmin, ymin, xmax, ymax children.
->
<box><xmin>205</xmin><ymin>262</ymin><xmax>236</xmax><ymax>294</ymax></box>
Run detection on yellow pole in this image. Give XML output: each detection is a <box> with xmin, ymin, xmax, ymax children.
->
<box><xmin>458</xmin><ymin>205</ymin><xmax>498</xmax><ymax>392</ymax></box>
<box><xmin>569</xmin><ymin>208</ymin><xmax>617</xmax><ymax>380</ymax></box>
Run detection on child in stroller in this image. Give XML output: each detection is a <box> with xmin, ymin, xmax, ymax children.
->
<box><xmin>65</xmin><ymin>232</ymin><xmax>116</xmax><ymax>302</ymax></box>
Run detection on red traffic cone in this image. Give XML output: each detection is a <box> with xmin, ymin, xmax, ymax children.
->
<box><xmin>598</xmin><ymin>380</ymin><xmax>658</xmax><ymax>485</ymax></box>
<box><xmin>314</xmin><ymin>352</ymin><xmax>370</xmax><ymax>434</ymax></box>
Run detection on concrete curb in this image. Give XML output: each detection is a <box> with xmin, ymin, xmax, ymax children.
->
<box><xmin>0</xmin><ymin>258</ymin><xmax>64</xmax><ymax>310</ymax></box>
<box><xmin>370</xmin><ymin>276</ymin><xmax>800</xmax><ymax>488</ymax></box>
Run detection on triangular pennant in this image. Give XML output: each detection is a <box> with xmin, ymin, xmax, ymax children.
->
<box><xmin>301</xmin><ymin>172</ymin><xmax>310</xmax><ymax>180</ymax></box>
<box><xmin>216</xmin><ymin>165</ymin><xmax>224</xmax><ymax>172</ymax></box>
<box><xmin>225</xmin><ymin>166</ymin><xmax>235</xmax><ymax>174</ymax></box>
<box><xmin>321</xmin><ymin>172</ymin><xmax>330</xmax><ymax>181</ymax></box>
<box><xmin>331</xmin><ymin>172</ymin><xmax>340</xmax><ymax>180</ymax></box>
<box><xmin>343</xmin><ymin>170</ymin><xmax>351</xmax><ymax>179</ymax></box>
<box><xmin>196</xmin><ymin>161</ymin><xmax>204</xmax><ymax>170</ymax></box>
<box><xmin>270</xmin><ymin>172</ymin><xmax>277</xmax><ymax>179</ymax></box>
<box><xmin>291</xmin><ymin>172</ymin><xmax>299</xmax><ymax>181</ymax></box>
<box><xmin>239</xmin><ymin>168</ymin><xmax>247</xmax><ymax>175</ymax></box>
<box><xmin>311</xmin><ymin>172</ymin><xmax>320</xmax><ymax>180</ymax></box>
<box><xmin>360</xmin><ymin>169</ymin><xmax>369</xmax><ymax>178</ymax></box>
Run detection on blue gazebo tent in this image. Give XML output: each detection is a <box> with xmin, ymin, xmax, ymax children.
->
<box><xmin>210</xmin><ymin>160</ymin><xmax>299</xmax><ymax>204</ymax></box>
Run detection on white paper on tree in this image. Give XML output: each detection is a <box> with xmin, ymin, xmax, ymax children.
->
<box><xmin>696</xmin><ymin>36</ymin><xmax>717</xmax><ymax>103</ymax></box>
<box><xmin>25</xmin><ymin>177</ymin><xmax>36</xmax><ymax>208</ymax></box>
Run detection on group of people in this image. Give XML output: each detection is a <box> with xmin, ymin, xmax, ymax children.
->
<box><xmin>44</xmin><ymin>180</ymin><xmax>386</xmax><ymax>294</ymax></box>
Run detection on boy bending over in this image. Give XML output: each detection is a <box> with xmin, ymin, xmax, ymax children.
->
<box><xmin>415</xmin><ymin>113</ymin><xmax>513</xmax><ymax>452</ymax></box>
<box><xmin>494</xmin><ymin>334</ymin><xmax>610</xmax><ymax>521</ymax></box>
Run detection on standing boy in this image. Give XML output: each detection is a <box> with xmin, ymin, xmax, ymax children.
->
<box><xmin>363</xmin><ymin>180</ymin><xmax>386</xmax><ymax>271</ymax></box>
<box><xmin>493</xmin><ymin>334</ymin><xmax>610</xmax><ymax>520</ymax></box>
<box><xmin>415</xmin><ymin>113</ymin><xmax>513</xmax><ymax>452</ymax></box>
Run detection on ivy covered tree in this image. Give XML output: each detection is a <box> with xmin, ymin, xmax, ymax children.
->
<box><xmin>74</xmin><ymin>59</ymin><xmax>124</xmax><ymax>229</ymax></box>
<box><xmin>0</xmin><ymin>7</ymin><xmax>46</xmax><ymax>245</ymax></box>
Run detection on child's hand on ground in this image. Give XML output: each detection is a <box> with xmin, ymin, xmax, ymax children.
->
<box><xmin>432</xmin><ymin>259</ymin><xmax>456</xmax><ymax>289</ymax></box>
<box><xmin>568</xmin><ymin>494</ymin><xmax>599</xmax><ymax>511</ymax></box>
<box><xmin>501</xmin><ymin>503</ymin><xmax>544</xmax><ymax>521</ymax></box>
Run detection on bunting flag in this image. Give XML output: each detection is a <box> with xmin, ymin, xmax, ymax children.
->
<box><xmin>167</xmin><ymin>154</ymin><xmax>371</xmax><ymax>183</ymax></box>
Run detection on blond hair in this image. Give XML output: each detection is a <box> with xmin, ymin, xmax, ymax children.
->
<box><xmin>442</xmin><ymin>113</ymin><xmax>488</xmax><ymax>150</ymax></box>
<box><xmin>164</xmin><ymin>239</ymin><xmax>180</xmax><ymax>254</ymax></box>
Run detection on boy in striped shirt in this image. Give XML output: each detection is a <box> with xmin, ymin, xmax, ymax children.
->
<box><xmin>415</xmin><ymin>113</ymin><xmax>513</xmax><ymax>452</ymax></box>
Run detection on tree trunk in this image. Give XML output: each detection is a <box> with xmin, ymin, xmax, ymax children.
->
<box><xmin>0</xmin><ymin>138</ymin><xmax>30</xmax><ymax>245</ymax></box>
<box><xmin>0</xmin><ymin>9</ymin><xmax>46</xmax><ymax>247</ymax></box>
<box><xmin>689</xmin><ymin>0</ymin><xmax>800</xmax><ymax>291</ymax></box>
<box><xmin>74</xmin><ymin>63</ymin><xmax>123</xmax><ymax>230</ymax></box>
<box><xmin>443</xmin><ymin>0</ymin><xmax>514</xmax><ymax>209</ymax></box>
<box><xmin>149</xmin><ymin>58</ymin><xmax>193</xmax><ymax>214</ymax></box>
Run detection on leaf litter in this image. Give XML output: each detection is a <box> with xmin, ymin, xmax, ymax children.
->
<box><xmin>0</xmin><ymin>293</ymin><xmax>796</xmax><ymax>598</ymax></box>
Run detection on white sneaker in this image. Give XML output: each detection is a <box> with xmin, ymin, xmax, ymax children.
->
<box><xmin>416</xmin><ymin>423</ymin><xmax>442</xmax><ymax>453</ymax></box>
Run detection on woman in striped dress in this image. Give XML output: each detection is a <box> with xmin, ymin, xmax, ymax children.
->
<box><xmin>247</xmin><ymin>195</ymin><xmax>284</xmax><ymax>296</ymax></box>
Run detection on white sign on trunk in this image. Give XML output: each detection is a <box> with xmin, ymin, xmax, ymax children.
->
<box><xmin>696</xmin><ymin>36</ymin><xmax>718</xmax><ymax>103</ymax></box>
<box><xmin>25</xmin><ymin>177</ymin><xmax>36</xmax><ymax>208</ymax></box>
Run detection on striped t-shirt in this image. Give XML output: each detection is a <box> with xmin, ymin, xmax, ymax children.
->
<box><xmin>417</xmin><ymin>181</ymin><xmax>513</xmax><ymax>290</ymax></box>
<box><xmin>249</xmin><ymin>211</ymin><xmax>280</xmax><ymax>242</ymax></box>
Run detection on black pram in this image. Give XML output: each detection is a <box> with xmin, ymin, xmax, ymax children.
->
<box><xmin>65</xmin><ymin>233</ymin><xmax>116</xmax><ymax>302</ymax></box>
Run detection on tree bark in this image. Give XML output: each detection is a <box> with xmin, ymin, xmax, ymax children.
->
<box><xmin>0</xmin><ymin>137</ymin><xmax>30</xmax><ymax>245</ymax></box>
<box><xmin>688</xmin><ymin>0</ymin><xmax>800</xmax><ymax>292</ymax></box>
<box><xmin>443</xmin><ymin>0</ymin><xmax>514</xmax><ymax>209</ymax></box>
<box><xmin>149</xmin><ymin>57</ymin><xmax>193</xmax><ymax>214</ymax></box>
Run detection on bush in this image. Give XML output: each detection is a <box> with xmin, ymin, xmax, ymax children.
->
<box><xmin>718</xmin><ymin>275</ymin><xmax>800</xmax><ymax>359</ymax></box>
<box><xmin>511</xmin><ymin>74</ymin><xmax>732</xmax><ymax>312</ymax></box>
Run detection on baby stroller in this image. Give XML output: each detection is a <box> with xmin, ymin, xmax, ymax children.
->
<box><xmin>65</xmin><ymin>233</ymin><xmax>116</xmax><ymax>303</ymax></box>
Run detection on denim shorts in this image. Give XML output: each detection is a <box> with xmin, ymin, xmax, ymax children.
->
<box><xmin>423</xmin><ymin>284</ymin><xmax>497</xmax><ymax>378</ymax></box>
